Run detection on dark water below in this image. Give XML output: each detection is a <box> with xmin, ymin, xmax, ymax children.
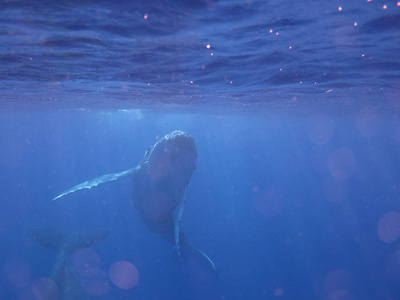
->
<box><xmin>1</xmin><ymin>1</ymin><xmax>400</xmax><ymax>299</ymax></box>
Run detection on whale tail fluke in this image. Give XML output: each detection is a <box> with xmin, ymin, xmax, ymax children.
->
<box><xmin>31</xmin><ymin>228</ymin><xmax>109</xmax><ymax>299</ymax></box>
<box><xmin>67</xmin><ymin>228</ymin><xmax>109</xmax><ymax>253</ymax></box>
<box><xmin>31</xmin><ymin>228</ymin><xmax>68</xmax><ymax>253</ymax></box>
<box><xmin>31</xmin><ymin>227</ymin><xmax>109</xmax><ymax>254</ymax></box>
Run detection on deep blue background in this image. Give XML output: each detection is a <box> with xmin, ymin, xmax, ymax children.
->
<box><xmin>1</xmin><ymin>109</ymin><xmax>400</xmax><ymax>299</ymax></box>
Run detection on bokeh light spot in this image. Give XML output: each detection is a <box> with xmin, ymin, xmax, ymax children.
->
<box><xmin>3</xmin><ymin>258</ymin><xmax>31</xmax><ymax>287</ymax></box>
<box><xmin>72</xmin><ymin>248</ymin><xmax>102</xmax><ymax>276</ymax></box>
<box><xmin>377</xmin><ymin>211</ymin><xmax>400</xmax><ymax>243</ymax></box>
<box><xmin>326</xmin><ymin>289</ymin><xmax>355</xmax><ymax>300</ymax></box>
<box><xmin>109</xmin><ymin>261</ymin><xmax>139</xmax><ymax>289</ymax></box>
<box><xmin>273</xmin><ymin>288</ymin><xmax>285</xmax><ymax>296</ymax></box>
<box><xmin>355</xmin><ymin>106</ymin><xmax>383</xmax><ymax>138</ymax></box>
<box><xmin>328</xmin><ymin>147</ymin><xmax>356</xmax><ymax>180</ymax></box>
<box><xmin>323</xmin><ymin>269</ymin><xmax>352</xmax><ymax>295</ymax></box>
<box><xmin>31</xmin><ymin>277</ymin><xmax>58</xmax><ymax>300</ymax></box>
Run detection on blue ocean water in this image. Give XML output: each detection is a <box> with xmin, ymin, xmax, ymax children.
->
<box><xmin>1</xmin><ymin>0</ymin><xmax>400</xmax><ymax>299</ymax></box>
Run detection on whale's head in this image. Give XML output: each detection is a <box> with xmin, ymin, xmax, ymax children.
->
<box><xmin>142</xmin><ymin>130</ymin><xmax>197</xmax><ymax>188</ymax></box>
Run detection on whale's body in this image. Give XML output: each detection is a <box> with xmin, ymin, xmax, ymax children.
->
<box><xmin>53</xmin><ymin>130</ymin><xmax>215</xmax><ymax>272</ymax></box>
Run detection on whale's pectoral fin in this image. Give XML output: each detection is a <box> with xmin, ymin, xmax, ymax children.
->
<box><xmin>174</xmin><ymin>187</ymin><xmax>187</xmax><ymax>264</ymax></box>
<box><xmin>52</xmin><ymin>167</ymin><xmax>139</xmax><ymax>201</ymax></box>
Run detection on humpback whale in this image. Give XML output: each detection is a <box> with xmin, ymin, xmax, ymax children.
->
<box><xmin>53</xmin><ymin>130</ymin><xmax>216</xmax><ymax>274</ymax></box>
<box><xmin>31</xmin><ymin>228</ymin><xmax>109</xmax><ymax>300</ymax></box>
